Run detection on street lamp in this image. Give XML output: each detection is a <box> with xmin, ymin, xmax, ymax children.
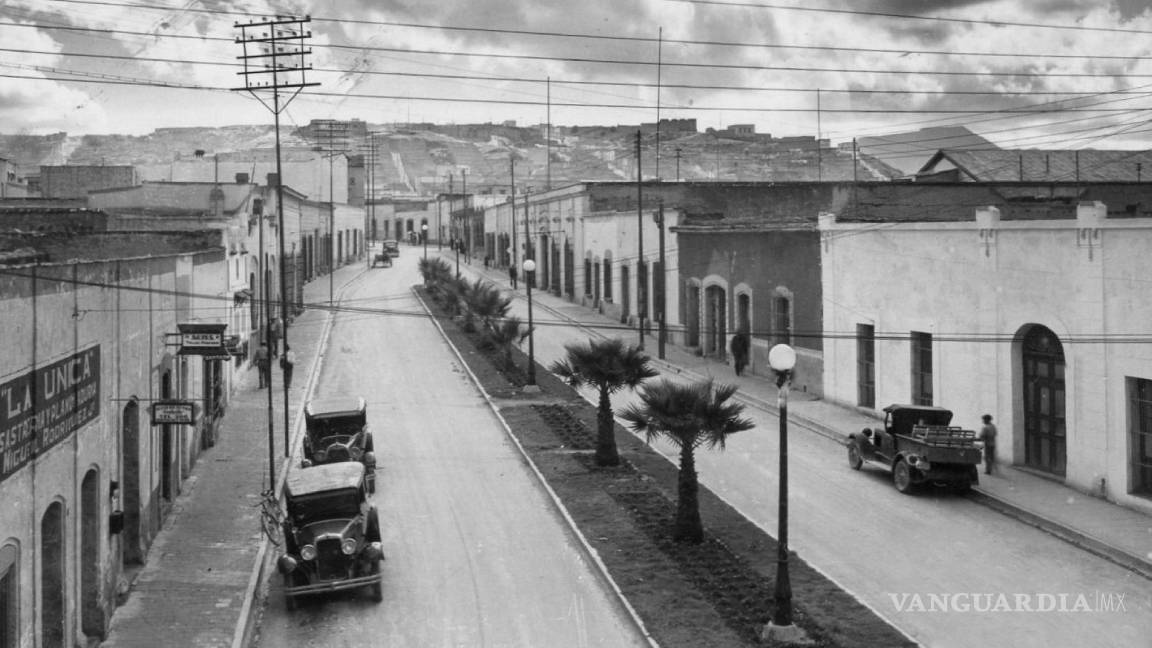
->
<box><xmin>421</xmin><ymin>223</ymin><xmax>428</xmax><ymax>260</ymax></box>
<box><xmin>522</xmin><ymin>258</ymin><xmax>537</xmax><ymax>390</ymax></box>
<box><xmin>762</xmin><ymin>344</ymin><xmax>808</xmax><ymax>644</ymax></box>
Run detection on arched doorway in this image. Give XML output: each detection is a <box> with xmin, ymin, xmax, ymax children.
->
<box><xmin>1021</xmin><ymin>325</ymin><xmax>1067</xmax><ymax>475</ymax></box>
<box><xmin>161</xmin><ymin>371</ymin><xmax>174</xmax><ymax>503</ymax></box>
<box><xmin>41</xmin><ymin>502</ymin><xmax>66</xmax><ymax>647</ymax></box>
<box><xmin>736</xmin><ymin>293</ymin><xmax>751</xmax><ymax>334</ymax></box>
<box><xmin>686</xmin><ymin>283</ymin><xmax>701</xmax><ymax>347</ymax></box>
<box><xmin>81</xmin><ymin>469</ymin><xmax>103</xmax><ymax>640</ymax></box>
<box><xmin>620</xmin><ymin>265</ymin><xmax>631</xmax><ymax>324</ymax></box>
<box><xmin>704</xmin><ymin>284</ymin><xmax>727</xmax><ymax>358</ymax></box>
<box><xmin>564</xmin><ymin>240</ymin><xmax>574</xmax><ymax>297</ymax></box>
<box><xmin>550</xmin><ymin>238</ymin><xmax>561</xmax><ymax>294</ymax></box>
<box><xmin>121</xmin><ymin>401</ymin><xmax>142</xmax><ymax>564</ymax></box>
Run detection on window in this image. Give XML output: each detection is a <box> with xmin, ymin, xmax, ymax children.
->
<box><xmin>856</xmin><ymin>324</ymin><xmax>875</xmax><ymax>408</ymax></box>
<box><xmin>911</xmin><ymin>331</ymin><xmax>933</xmax><ymax>406</ymax></box>
<box><xmin>773</xmin><ymin>294</ymin><xmax>792</xmax><ymax>344</ymax></box>
<box><xmin>1129</xmin><ymin>378</ymin><xmax>1152</xmax><ymax>496</ymax></box>
<box><xmin>0</xmin><ymin>543</ymin><xmax>16</xmax><ymax>648</ymax></box>
<box><xmin>603</xmin><ymin>258</ymin><xmax>613</xmax><ymax>301</ymax></box>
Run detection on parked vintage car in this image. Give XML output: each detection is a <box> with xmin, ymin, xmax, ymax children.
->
<box><xmin>846</xmin><ymin>404</ymin><xmax>982</xmax><ymax>494</ymax></box>
<box><xmin>371</xmin><ymin>251</ymin><xmax>392</xmax><ymax>268</ymax></box>
<box><xmin>382</xmin><ymin>239</ymin><xmax>400</xmax><ymax>257</ymax></box>
<box><xmin>302</xmin><ymin>397</ymin><xmax>376</xmax><ymax>494</ymax></box>
<box><xmin>277</xmin><ymin>462</ymin><xmax>384</xmax><ymax>609</ymax></box>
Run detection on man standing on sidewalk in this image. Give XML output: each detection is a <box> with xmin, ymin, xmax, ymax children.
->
<box><xmin>280</xmin><ymin>344</ymin><xmax>297</xmax><ymax>390</ymax></box>
<box><xmin>979</xmin><ymin>414</ymin><xmax>998</xmax><ymax>475</ymax></box>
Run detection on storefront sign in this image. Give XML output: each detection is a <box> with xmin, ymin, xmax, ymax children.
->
<box><xmin>177</xmin><ymin>323</ymin><xmax>228</xmax><ymax>356</ymax></box>
<box><xmin>151</xmin><ymin>400</ymin><xmax>195</xmax><ymax>425</ymax></box>
<box><xmin>0</xmin><ymin>346</ymin><xmax>101</xmax><ymax>484</ymax></box>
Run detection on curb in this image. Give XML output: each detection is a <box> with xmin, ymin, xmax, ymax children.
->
<box><xmin>230</xmin><ymin>267</ymin><xmax>371</xmax><ymax>648</ymax></box>
<box><xmin>968</xmin><ymin>489</ymin><xmax>1152</xmax><ymax>582</ymax></box>
<box><xmin>413</xmin><ymin>285</ymin><xmax>662</xmax><ymax>648</ymax></box>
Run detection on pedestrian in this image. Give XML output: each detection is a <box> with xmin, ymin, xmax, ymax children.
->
<box><xmin>730</xmin><ymin>330</ymin><xmax>750</xmax><ymax>376</ymax></box>
<box><xmin>254</xmin><ymin>342</ymin><xmax>270</xmax><ymax>389</ymax></box>
<box><xmin>979</xmin><ymin>414</ymin><xmax>998</xmax><ymax>475</ymax></box>
<box><xmin>269</xmin><ymin>317</ymin><xmax>283</xmax><ymax>358</ymax></box>
<box><xmin>508</xmin><ymin>263</ymin><xmax>518</xmax><ymax>290</ymax></box>
<box><xmin>280</xmin><ymin>344</ymin><xmax>297</xmax><ymax>390</ymax></box>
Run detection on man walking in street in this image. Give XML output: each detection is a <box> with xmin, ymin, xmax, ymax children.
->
<box><xmin>979</xmin><ymin>414</ymin><xmax>998</xmax><ymax>475</ymax></box>
<box><xmin>730</xmin><ymin>330</ymin><xmax>750</xmax><ymax>377</ymax></box>
<box><xmin>269</xmin><ymin>317</ymin><xmax>283</xmax><ymax>358</ymax></box>
<box><xmin>254</xmin><ymin>342</ymin><xmax>270</xmax><ymax>389</ymax></box>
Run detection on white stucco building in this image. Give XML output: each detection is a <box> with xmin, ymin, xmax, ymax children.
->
<box><xmin>821</xmin><ymin>189</ymin><xmax>1152</xmax><ymax>513</ymax></box>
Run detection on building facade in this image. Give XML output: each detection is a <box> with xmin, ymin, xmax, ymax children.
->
<box><xmin>821</xmin><ymin>185</ymin><xmax>1152</xmax><ymax>512</ymax></box>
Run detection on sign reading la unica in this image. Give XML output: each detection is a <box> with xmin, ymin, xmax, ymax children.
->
<box><xmin>177</xmin><ymin>323</ymin><xmax>229</xmax><ymax>357</ymax></box>
<box><xmin>0</xmin><ymin>346</ymin><xmax>101</xmax><ymax>484</ymax></box>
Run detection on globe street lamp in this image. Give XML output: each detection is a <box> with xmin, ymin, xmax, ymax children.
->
<box><xmin>522</xmin><ymin>258</ymin><xmax>537</xmax><ymax>390</ymax></box>
<box><xmin>421</xmin><ymin>223</ymin><xmax>428</xmax><ymax>260</ymax></box>
<box><xmin>762</xmin><ymin>344</ymin><xmax>808</xmax><ymax>644</ymax></box>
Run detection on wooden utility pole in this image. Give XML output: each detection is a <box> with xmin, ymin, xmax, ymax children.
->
<box><xmin>234</xmin><ymin>15</ymin><xmax>318</xmax><ymax>475</ymax></box>
<box><xmin>636</xmin><ymin>130</ymin><xmax>645</xmax><ymax>350</ymax></box>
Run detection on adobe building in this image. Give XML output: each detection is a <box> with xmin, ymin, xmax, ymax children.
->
<box><xmin>0</xmin><ymin>229</ymin><xmax>234</xmax><ymax>645</ymax></box>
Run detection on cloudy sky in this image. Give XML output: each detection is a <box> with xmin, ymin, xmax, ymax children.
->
<box><xmin>3</xmin><ymin>0</ymin><xmax>1152</xmax><ymax>149</ymax></box>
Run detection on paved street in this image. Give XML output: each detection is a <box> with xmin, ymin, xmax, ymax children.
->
<box><xmin>255</xmin><ymin>251</ymin><xmax>650</xmax><ymax>647</ymax></box>
<box><xmin>449</xmin><ymin>254</ymin><xmax>1152</xmax><ymax>648</ymax></box>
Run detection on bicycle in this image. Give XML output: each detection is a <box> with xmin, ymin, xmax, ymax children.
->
<box><xmin>257</xmin><ymin>488</ymin><xmax>284</xmax><ymax>546</ymax></box>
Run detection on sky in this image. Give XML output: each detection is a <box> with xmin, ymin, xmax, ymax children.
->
<box><xmin>3</xmin><ymin>0</ymin><xmax>1152</xmax><ymax>150</ymax></box>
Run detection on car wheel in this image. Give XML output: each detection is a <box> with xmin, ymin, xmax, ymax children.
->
<box><xmin>283</xmin><ymin>574</ymin><xmax>297</xmax><ymax>611</ymax></box>
<box><xmin>370</xmin><ymin>560</ymin><xmax>383</xmax><ymax>603</ymax></box>
<box><xmin>847</xmin><ymin>442</ymin><xmax>863</xmax><ymax>470</ymax></box>
<box><xmin>893</xmin><ymin>459</ymin><xmax>914</xmax><ymax>494</ymax></box>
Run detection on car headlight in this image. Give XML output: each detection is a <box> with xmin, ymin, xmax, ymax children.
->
<box><xmin>364</xmin><ymin>541</ymin><xmax>383</xmax><ymax>560</ymax></box>
<box><xmin>300</xmin><ymin>544</ymin><xmax>317</xmax><ymax>561</ymax></box>
<box><xmin>277</xmin><ymin>555</ymin><xmax>298</xmax><ymax>574</ymax></box>
<box><xmin>314</xmin><ymin>449</ymin><xmax>327</xmax><ymax>462</ymax></box>
<box><xmin>341</xmin><ymin>538</ymin><xmax>358</xmax><ymax>555</ymax></box>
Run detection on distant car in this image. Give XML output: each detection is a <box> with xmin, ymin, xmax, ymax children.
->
<box><xmin>382</xmin><ymin>240</ymin><xmax>400</xmax><ymax>257</ymax></box>
<box><xmin>277</xmin><ymin>462</ymin><xmax>383</xmax><ymax>609</ymax></box>
<box><xmin>846</xmin><ymin>404</ymin><xmax>982</xmax><ymax>494</ymax></box>
<box><xmin>302</xmin><ymin>397</ymin><xmax>376</xmax><ymax>494</ymax></box>
<box><xmin>371</xmin><ymin>252</ymin><xmax>392</xmax><ymax>268</ymax></box>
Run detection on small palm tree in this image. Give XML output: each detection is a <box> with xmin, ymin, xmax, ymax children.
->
<box><xmin>486</xmin><ymin>316</ymin><xmax>530</xmax><ymax>371</ymax></box>
<box><xmin>620</xmin><ymin>378</ymin><xmax>754</xmax><ymax>543</ymax></box>
<box><xmin>549</xmin><ymin>338</ymin><xmax>658</xmax><ymax>466</ymax></box>
<box><xmin>464</xmin><ymin>279</ymin><xmax>512</xmax><ymax>332</ymax></box>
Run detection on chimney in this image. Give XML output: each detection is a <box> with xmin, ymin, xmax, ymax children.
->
<box><xmin>235</xmin><ymin>172</ymin><xmax>249</xmax><ymax>184</ymax></box>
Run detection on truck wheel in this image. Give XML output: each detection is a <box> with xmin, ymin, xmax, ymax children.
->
<box><xmin>847</xmin><ymin>442</ymin><xmax>863</xmax><ymax>470</ymax></box>
<box><xmin>893</xmin><ymin>459</ymin><xmax>915</xmax><ymax>494</ymax></box>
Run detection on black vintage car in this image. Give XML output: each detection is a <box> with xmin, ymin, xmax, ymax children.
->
<box><xmin>302</xmin><ymin>397</ymin><xmax>376</xmax><ymax>494</ymax></box>
<box><xmin>846</xmin><ymin>404</ymin><xmax>982</xmax><ymax>494</ymax></box>
<box><xmin>277</xmin><ymin>462</ymin><xmax>384</xmax><ymax>609</ymax></box>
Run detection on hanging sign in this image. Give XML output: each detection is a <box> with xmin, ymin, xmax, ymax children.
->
<box><xmin>151</xmin><ymin>401</ymin><xmax>196</xmax><ymax>425</ymax></box>
<box><xmin>177</xmin><ymin>323</ymin><xmax>228</xmax><ymax>356</ymax></box>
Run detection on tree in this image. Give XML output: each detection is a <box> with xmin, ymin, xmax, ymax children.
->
<box><xmin>549</xmin><ymin>338</ymin><xmax>658</xmax><ymax>466</ymax></box>
<box><xmin>463</xmin><ymin>279</ymin><xmax>511</xmax><ymax>333</ymax></box>
<box><xmin>620</xmin><ymin>378</ymin><xmax>754</xmax><ymax>543</ymax></box>
<box><xmin>486</xmin><ymin>316</ymin><xmax>530</xmax><ymax>371</ymax></box>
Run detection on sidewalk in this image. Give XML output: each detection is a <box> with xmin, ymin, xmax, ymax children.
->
<box><xmin>101</xmin><ymin>263</ymin><xmax>366</xmax><ymax>648</ymax></box>
<box><xmin>452</xmin><ymin>253</ymin><xmax>1152</xmax><ymax>583</ymax></box>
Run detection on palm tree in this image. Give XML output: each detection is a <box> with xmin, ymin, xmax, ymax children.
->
<box><xmin>486</xmin><ymin>316</ymin><xmax>530</xmax><ymax>371</ymax></box>
<box><xmin>464</xmin><ymin>279</ymin><xmax>512</xmax><ymax>333</ymax></box>
<box><xmin>620</xmin><ymin>378</ymin><xmax>754</xmax><ymax>543</ymax></box>
<box><xmin>549</xmin><ymin>338</ymin><xmax>658</xmax><ymax>466</ymax></box>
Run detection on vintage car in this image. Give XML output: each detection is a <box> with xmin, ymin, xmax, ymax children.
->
<box><xmin>302</xmin><ymin>397</ymin><xmax>376</xmax><ymax>494</ymax></box>
<box><xmin>381</xmin><ymin>239</ymin><xmax>400</xmax><ymax>258</ymax></box>
<box><xmin>278</xmin><ymin>462</ymin><xmax>384</xmax><ymax>609</ymax></box>
<box><xmin>371</xmin><ymin>251</ymin><xmax>392</xmax><ymax>268</ymax></box>
<box><xmin>846</xmin><ymin>404</ymin><xmax>982</xmax><ymax>494</ymax></box>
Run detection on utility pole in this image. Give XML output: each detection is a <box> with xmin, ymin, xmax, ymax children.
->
<box><xmin>655</xmin><ymin>27</ymin><xmax>663</xmax><ymax>180</ymax></box>
<box><xmin>462</xmin><ymin>169</ymin><xmax>468</xmax><ymax>263</ymax></box>
<box><xmin>234</xmin><ymin>15</ymin><xmax>318</xmax><ymax>471</ymax></box>
<box><xmin>510</xmin><ymin>156</ymin><xmax>517</xmax><ymax>273</ymax></box>
<box><xmin>636</xmin><ymin>130</ymin><xmax>645</xmax><ymax>350</ymax></box>
<box><xmin>546</xmin><ymin>77</ymin><xmax>551</xmax><ymax>191</ymax></box>
<box><xmin>656</xmin><ymin>201</ymin><xmax>666</xmax><ymax>360</ymax></box>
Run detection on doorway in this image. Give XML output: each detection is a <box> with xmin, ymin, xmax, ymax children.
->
<box><xmin>704</xmin><ymin>285</ymin><xmax>727</xmax><ymax>358</ymax></box>
<box><xmin>81</xmin><ymin>469</ymin><xmax>103</xmax><ymax>640</ymax></box>
<box><xmin>40</xmin><ymin>502</ymin><xmax>66</xmax><ymax>647</ymax></box>
<box><xmin>1021</xmin><ymin>325</ymin><xmax>1067</xmax><ymax>475</ymax></box>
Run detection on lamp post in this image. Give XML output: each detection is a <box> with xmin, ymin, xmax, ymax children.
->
<box><xmin>422</xmin><ymin>223</ymin><xmax>428</xmax><ymax>260</ymax></box>
<box><xmin>522</xmin><ymin>258</ymin><xmax>537</xmax><ymax>389</ymax></box>
<box><xmin>762</xmin><ymin>343</ymin><xmax>808</xmax><ymax>644</ymax></box>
